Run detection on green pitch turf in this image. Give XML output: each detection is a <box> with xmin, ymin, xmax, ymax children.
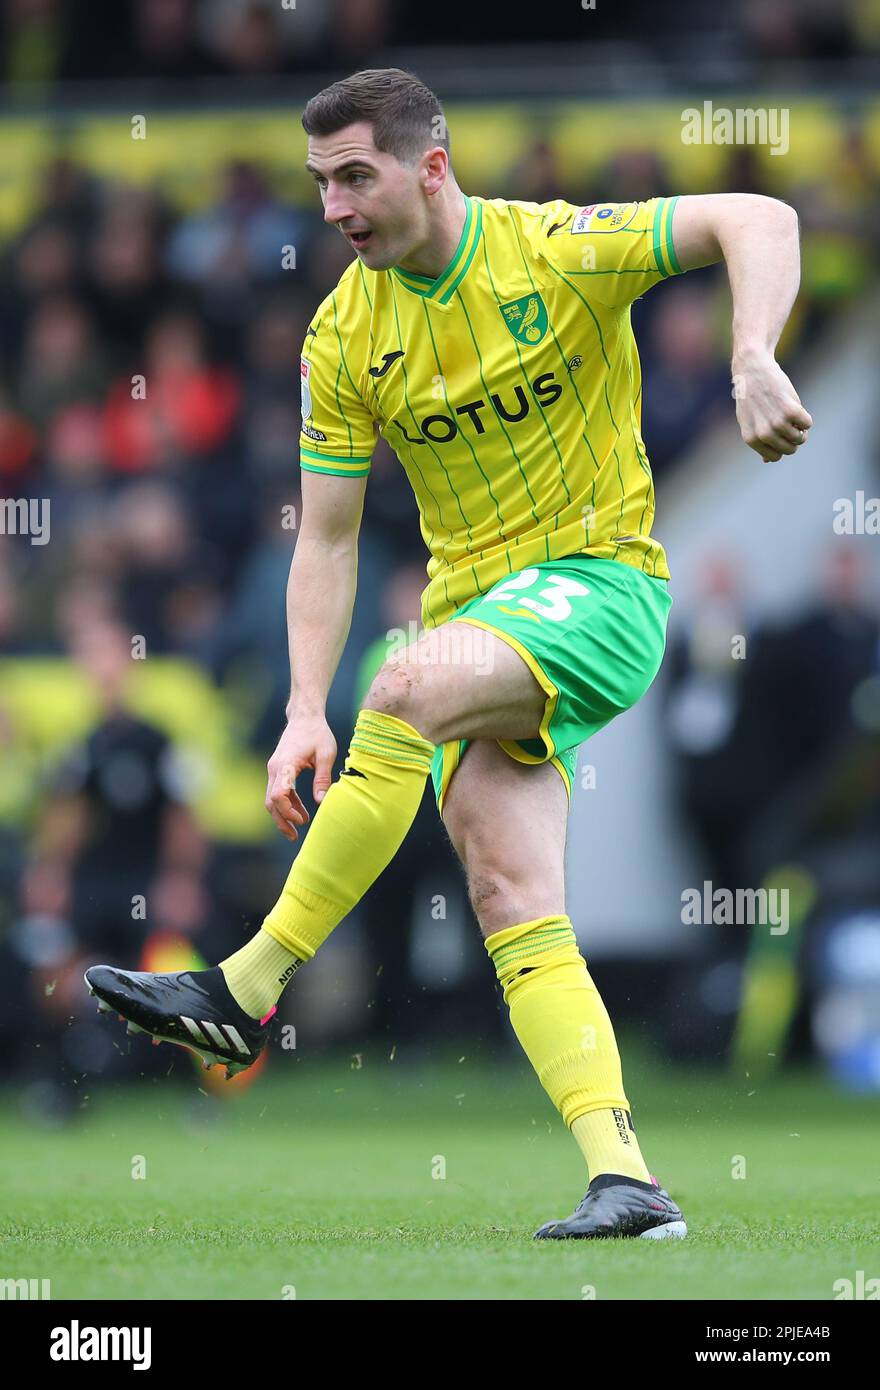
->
<box><xmin>1</xmin><ymin>1044</ymin><xmax>878</xmax><ymax>1300</ymax></box>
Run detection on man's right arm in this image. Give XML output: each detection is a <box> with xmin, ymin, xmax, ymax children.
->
<box><xmin>287</xmin><ymin>470</ymin><xmax>367</xmax><ymax>720</ymax></box>
<box><xmin>265</xmin><ymin>471</ymin><xmax>368</xmax><ymax>841</ymax></box>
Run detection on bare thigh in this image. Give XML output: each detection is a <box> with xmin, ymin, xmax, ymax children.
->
<box><xmin>440</xmin><ymin>738</ymin><xmax>569</xmax><ymax>939</ymax></box>
<box><xmin>361</xmin><ymin>620</ymin><xmax>546</xmax><ymax>746</ymax></box>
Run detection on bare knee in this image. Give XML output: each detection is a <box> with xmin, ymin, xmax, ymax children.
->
<box><xmin>361</xmin><ymin>657</ymin><xmax>436</xmax><ymax>738</ymax></box>
<box><xmin>466</xmin><ymin>867</ymin><xmax>532</xmax><ymax>937</ymax></box>
<box><xmin>460</xmin><ymin>837</ymin><xmax>564</xmax><ymax>936</ymax></box>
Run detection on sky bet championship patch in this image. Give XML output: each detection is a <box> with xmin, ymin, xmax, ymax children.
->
<box><xmin>299</xmin><ymin>357</ymin><xmax>327</xmax><ymax>440</ymax></box>
<box><xmin>571</xmin><ymin>201</ymin><xmax>638</xmax><ymax>234</ymax></box>
<box><xmin>300</xmin><ymin>356</ymin><xmax>313</xmax><ymax>419</ymax></box>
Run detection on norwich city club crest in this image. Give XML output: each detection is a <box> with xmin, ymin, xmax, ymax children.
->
<box><xmin>499</xmin><ymin>293</ymin><xmax>549</xmax><ymax>346</ymax></box>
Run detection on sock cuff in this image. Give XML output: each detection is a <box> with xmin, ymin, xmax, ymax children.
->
<box><xmin>350</xmin><ymin>708</ymin><xmax>435</xmax><ymax>772</ymax></box>
<box><xmin>540</xmin><ymin>1053</ymin><xmax>629</xmax><ymax>1128</ymax></box>
<box><xmin>485</xmin><ymin>915</ymin><xmax>576</xmax><ymax>982</ymax></box>
<box><xmin>263</xmin><ymin>881</ymin><xmax>339</xmax><ymax>958</ymax></box>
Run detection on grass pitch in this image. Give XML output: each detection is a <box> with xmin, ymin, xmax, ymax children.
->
<box><xmin>1</xmin><ymin>1043</ymin><xmax>878</xmax><ymax>1300</ymax></box>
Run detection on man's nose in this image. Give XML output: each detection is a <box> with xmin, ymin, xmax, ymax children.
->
<box><xmin>324</xmin><ymin>186</ymin><xmax>354</xmax><ymax>226</ymax></box>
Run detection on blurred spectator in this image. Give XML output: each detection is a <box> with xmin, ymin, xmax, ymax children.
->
<box><xmin>595</xmin><ymin>150</ymin><xmax>671</xmax><ymax>206</ymax></box>
<box><xmin>0</xmin><ymin>391</ymin><xmax>37</xmax><ymax>481</ymax></box>
<box><xmin>794</xmin><ymin>117</ymin><xmax>880</xmax><ymax>309</ymax></box>
<box><xmin>503</xmin><ymin>139</ymin><xmax>566</xmax><ymax>204</ymax></box>
<box><xmin>195</xmin><ymin>0</ymin><xmax>383</xmax><ymax>74</ymax></box>
<box><xmin>669</xmin><ymin>546</ymin><xmax>880</xmax><ymax>891</ymax></box>
<box><xmin>130</xmin><ymin>0</ymin><xmax>220</xmax><ymax>81</ymax></box>
<box><xmin>111</xmin><ymin>480</ymin><xmax>221</xmax><ymax>651</ymax></box>
<box><xmin>665</xmin><ymin>552</ymin><xmax>762</xmax><ymax>889</ymax></box>
<box><xmin>4</xmin><ymin>222</ymin><xmax>80</xmax><ymax>362</ymax></box>
<box><xmin>0</xmin><ymin>555</ymin><xmax>32</xmax><ymax>654</ymax></box>
<box><xmin>17</xmin><ymin>296</ymin><xmax>107</xmax><ymax>429</ymax></box>
<box><xmin>640</xmin><ymin>281</ymin><xmax>731</xmax><ymax>474</ymax></box>
<box><xmin>1</xmin><ymin>0</ymin><xmax>69</xmax><ymax>89</ymax></box>
<box><xmin>334</xmin><ymin>0</ymin><xmax>392</xmax><ymax>60</ymax></box>
<box><xmin>741</xmin><ymin>544</ymin><xmax>880</xmax><ymax>836</ymax></box>
<box><xmin>741</xmin><ymin>0</ymin><xmax>864</xmax><ymax>60</ymax></box>
<box><xmin>240</xmin><ymin>297</ymin><xmax>311</xmax><ymax>485</ymax></box>
<box><xmin>54</xmin><ymin>573</ymin><xmax>122</xmax><ymax>649</ymax></box>
<box><xmin>0</xmin><ymin>615</ymin><xmax>211</xmax><ymax>1105</ymax></box>
<box><xmin>42</xmin><ymin>402</ymin><xmax>111</xmax><ymax>537</ymax></box>
<box><xmin>166</xmin><ymin>161</ymin><xmax>307</xmax><ymax>287</ymax></box>
<box><xmin>19</xmin><ymin>617</ymin><xmax>208</xmax><ymax>960</ymax></box>
<box><xmin>102</xmin><ymin>310</ymin><xmax>240</xmax><ymax>473</ymax></box>
<box><xmin>722</xmin><ymin>145</ymin><xmax>774</xmax><ymax>197</ymax></box>
<box><xmin>21</xmin><ymin>154</ymin><xmax>100</xmax><ymax>247</ymax></box>
<box><xmin>362</xmin><ymin>442</ymin><xmax>425</xmax><ymax>565</ymax></box>
<box><xmin>14</xmin><ymin>222</ymin><xmax>78</xmax><ymax>296</ymax></box>
<box><xmin>85</xmin><ymin>185</ymin><xmax>177</xmax><ymax>361</ymax></box>
<box><xmin>210</xmin><ymin>484</ymin><xmax>295</xmax><ymax>758</ymax></box>
<box><xmin>165</xmin><ymin>161</ymin><xmax>317</xmax><ymax>343</ymax></box>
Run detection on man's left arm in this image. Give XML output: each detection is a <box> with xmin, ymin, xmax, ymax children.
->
<box><xmin>671</xmin><ymin>193</ymin><xmax>813</xmax><ymax>462</ymax></box>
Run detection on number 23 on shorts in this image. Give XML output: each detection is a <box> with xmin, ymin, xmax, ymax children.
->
<box><xmin>482</xmin><ymin>567</ymin><xmax>590</xmax><ymax>623</ymax></box>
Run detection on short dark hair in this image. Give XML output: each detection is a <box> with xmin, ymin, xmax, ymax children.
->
<box><xmin>302</xmin><ymin>67</ymin><xmax>450</xmax><ymax>165</ymax></box>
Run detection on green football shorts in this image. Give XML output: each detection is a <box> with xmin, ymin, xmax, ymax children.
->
<box><xmin>430</xmin><ymin>554</ymin><xmax>672</xmax><ymax>811</ymax></box>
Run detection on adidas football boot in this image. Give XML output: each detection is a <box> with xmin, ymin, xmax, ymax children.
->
<box><xmin>84</xmin><ymin>964</ymin><xmax>274</xmax><ymax>1078</ymax></box>
<box><xmin>534</xmin><ymin>1173</ymin><xmax>687</xmax><ymax>1240</ymax></box>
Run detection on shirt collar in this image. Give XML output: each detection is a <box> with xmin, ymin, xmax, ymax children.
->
<box><xmin>390</xmin><ymin>195</ymin><xmax>483</xmax><ymax>305</ymax></box>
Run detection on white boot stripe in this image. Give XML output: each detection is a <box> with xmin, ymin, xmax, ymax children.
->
<box><xmin>181</xmin><ymin>1017</ymin><xmax>207</xmax><ymax>1044</ymax></box>
<box><xmin>201</xmin><ymin>1021</ymin><xmax>228</xmax><ymax>1048</ymax></box>
<box><xmin>222</xmin><ymin>1025</ymin><xmax>250</xmax><ymax>1054</ymax></box>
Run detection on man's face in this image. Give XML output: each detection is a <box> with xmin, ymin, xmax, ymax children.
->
<box><xmin>306</xmin><ymin>122</ymin><xmax>425</xmax><ymax>271</ymax></box>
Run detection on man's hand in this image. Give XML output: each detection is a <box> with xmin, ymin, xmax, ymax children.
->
<box><xmin>265</xmin><ymin>715</ymin><xmax>337</xmax><ymax>841</ymax></box>
<box><xmin>733</xmin><ymin>349</ymin><xmax>813</xmax><ymax>463</ymax></box>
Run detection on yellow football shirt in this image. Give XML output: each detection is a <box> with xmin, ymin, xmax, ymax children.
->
<box><xmin>298</xmin><ymin>193</ymin><xmax>682</xmax><ymax>629</ymax></box>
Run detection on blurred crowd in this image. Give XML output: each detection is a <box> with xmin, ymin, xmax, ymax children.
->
<box><xmin>0</xmin><ymin>0</ymin><xmax>877</xmax><ymax>90</ymax></box>
<box><xmin>2</xmin><ymin>126</ymin><xmax>877</xmax><ymax>660</ymax></box>
<box><xmin>663</xmin><ymin>542</ymin><xmax>880</xmax><ymax>1090</ymax></box>
<box><xmin>1</xmin><ymin>89</ymin><xmax>879</xmax><ymax>1109</ymax></box>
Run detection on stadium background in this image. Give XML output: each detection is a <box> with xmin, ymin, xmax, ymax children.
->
<box><xmin>0</xmin><ymin>0</ymin><xmax>878</xmax><ymax>1302</ymax></box>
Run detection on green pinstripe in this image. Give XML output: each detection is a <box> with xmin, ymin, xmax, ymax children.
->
<box><xmin>420</xmin><ymin>300</ymin><xmax>499</xmax><ymax>552</ymax></box>
<box><xmin>507</xmin><ymin>211</ymin><xmax>578</xmax><ymax>508</ymax></box>
<box><xmin>444</xmin><ymin>292</ymin><xmax>521</xmax><ymax>531</ymax></box>
<box><xmin>540</xmin><ymin>256</ymin><xmax>612</xmax><ymax>371</ymax></box>
<box><xmin>387</xmin><ymin>279</ymin><xmax>456</xmax><ymax>553</ymax></box>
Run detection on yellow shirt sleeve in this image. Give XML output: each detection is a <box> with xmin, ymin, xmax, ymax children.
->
<box><xmin>538</xmin><ymin>196</ymin><xmax>683</xmax><ymax>308</ymax></box>
<box><xmin>298</xmin><ymin>292</ymin><xmax>376</xmax><ymax>478</ymax></box>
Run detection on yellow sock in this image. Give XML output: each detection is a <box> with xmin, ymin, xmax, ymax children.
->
<box><xmin>219</xmin><ymin>930</ymin><xmax>305</xmax><ymax>1021</ymax></box>
<box><xmin>261</xmin><ymin>707</ymin><xmax>434</xmax><ymax>956</ymax></box>
<box><xmin>485</xmin><ymin>916</ymin><xmax>651</xmax><ymax>1183</ymax></box>
<box><xmin>569</xmin><ymin>1108</ymin><xmax>650</xmax><ymax>1184</ymax></box>
<box><xmin>219</xmin><ymin>710</ymin><xmax>434</xmax><ymax>1017</ymax></box>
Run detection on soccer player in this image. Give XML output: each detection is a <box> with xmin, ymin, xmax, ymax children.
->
<box><xmin>87</xmin><ymin>69</ymin><xmax>812</xmax><ymax>1240</ymax></box>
